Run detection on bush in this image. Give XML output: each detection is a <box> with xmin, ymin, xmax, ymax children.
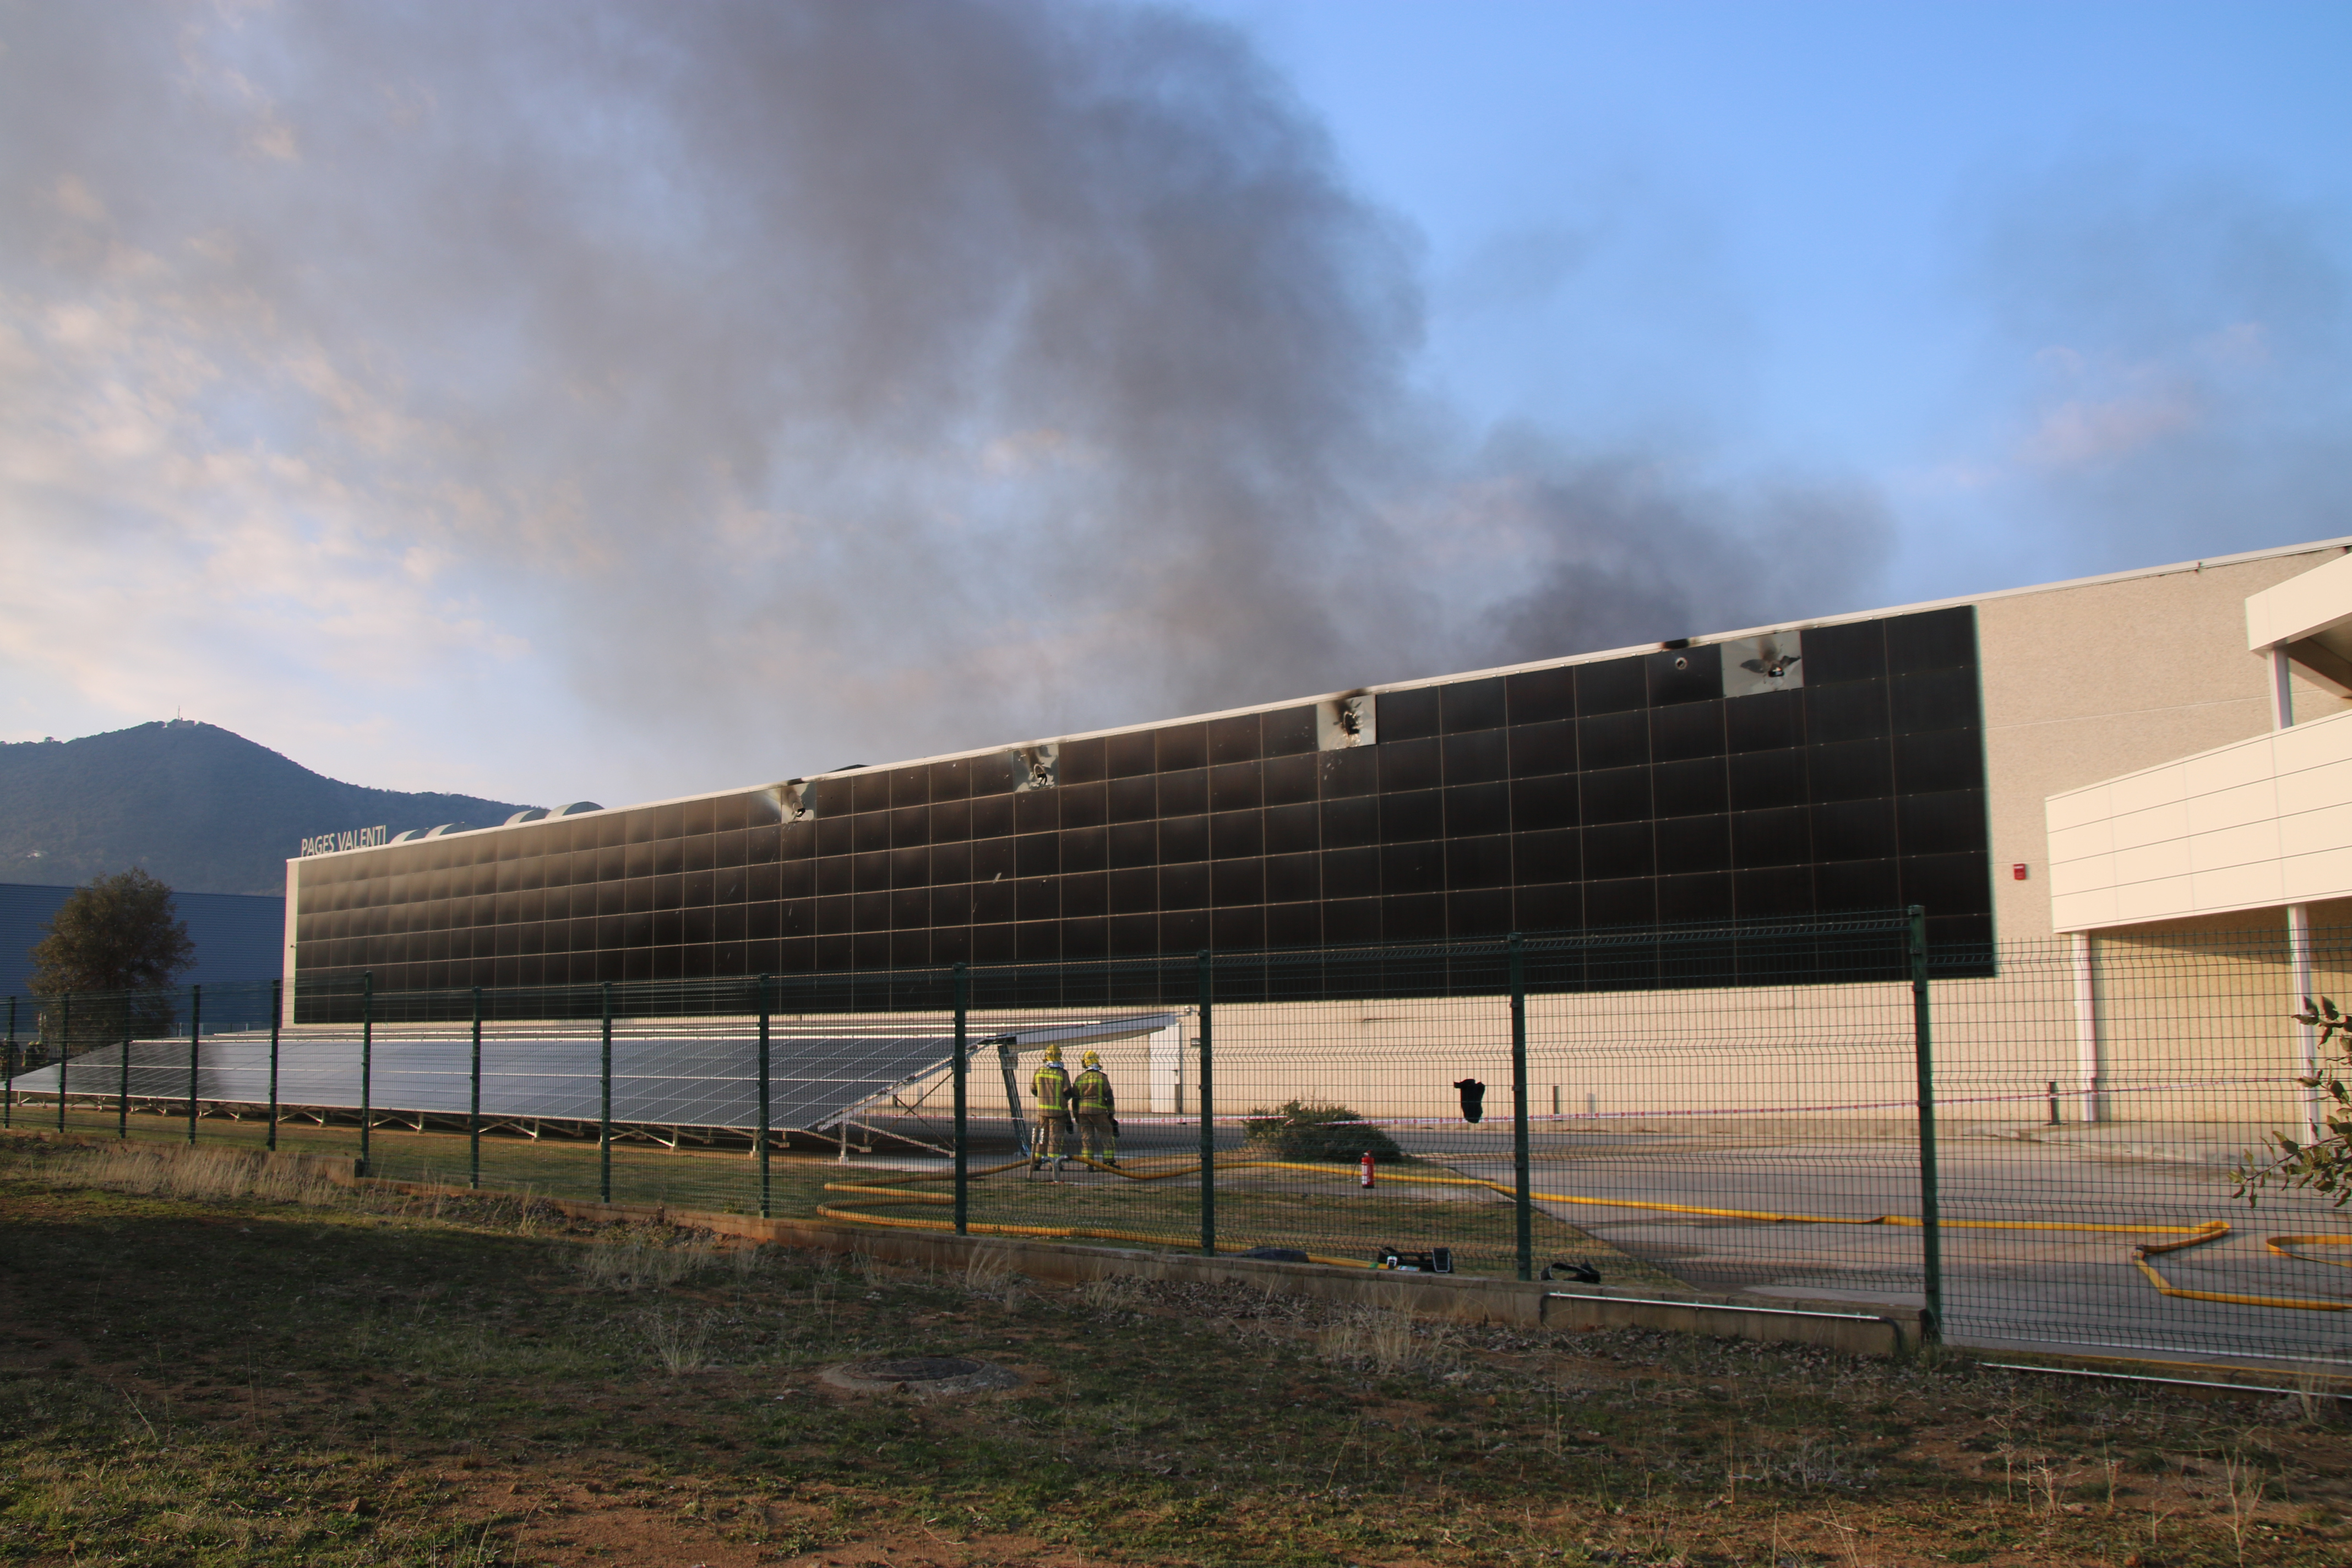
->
<box><xmin>2235</xmin><ymin>995</ymin><xmax>2352</xmax><ymax>1208</ymax></box>
<box><xmin>1242</xmin><ymin>1100</ymin><xmax>1407</xmax><ymax>1164</ymax></box>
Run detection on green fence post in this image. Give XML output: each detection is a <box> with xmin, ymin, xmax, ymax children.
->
<box><xmin>469</xmin><ymin>987</ymin><xmax>483</xmax><ymax>1191</ymax></box>
<box><xmin>1909</xmin><ymin>906</ymin><xmax>1943</xmax><ymax>1343</ymax></box>
<box><xmin>600</xmin><ymin>981</ymin><xmax>613</xmax><ymax>1205</ymax></box>
<box><xmin>266</xmin><ymin>979</ymin><xmax>281</xmax><ymax>1152</ymax></box>
<box><xmin>3</xmin><ymin>995</ymin><xmax>15</xmax><ymax>1128</ymax></box>
<box><xmin>1510</xmin><ymin>933</ymin><xmax>1533</xmax><ymax>1283</ymax></box>
<box><xmin>186</xmin><ymin>983</ymin><xmax>202</xmax><ymax>1144</ymax></box>
<box><xmin>758</xmin><ymin>974</ymin><xmax>772</xmax><ymax>1221</ymax></box>
<box><xmin>952</xmin><ymin>961</ymin><xmax>968</xmax><ymax>1237</ymax></box>
<box><xmin>358</xmin><ymin>973</ymin><xmax>373</xmax><ymax>1178</ymax></box>
<box><xmin>57</xmin><ymin>993</ymin><xmax>69</xmax><ymax>1133</ymax></box>
<box><xmin>118</xmin><ymin>1033</ymin><xmax>130</xmax><ymax>1139</ymax></box>
<box><xmin>1197</xmin><ymin>950</ymin><xmax>1215</xmax><ymax>1258</ymax></box>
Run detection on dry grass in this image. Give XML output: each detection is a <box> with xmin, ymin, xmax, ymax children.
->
<box><xmin>725</xmin><ymin>1238</ymin><xmax>773</xmax><ymax>1286</ymax></box>
<box><xmin>1316</xmin><ymin>1304</ymin><xmax>1451</xmax><ymax>1376</ymax></box>
<box><xmin>962</xmin><ymin>1245</ymin><xmax>1024</xmax><ymax>1304</ymax></box>
<box><xmin>2294</xmin><ymin>1364</ymin><xmax>2343</xmax><ymax>1425</ymax></box>
<box><xmin>642</xmin><ymin>1307</ymin><xmax>714</xmax><ymax>1374</ymax></box>
<box><xmin>2223</xmin><ymin>1445</ymin><xmax>2271</xmax><ymax>1567</ymax></box>
<box><xmin>31</xmin><ymin>1141</ymin><xmax>349</xmax><ymax>1208</ymax></box>
<box><xmin>1077</xmin><ymin>1271</ymin><xmax>1142</xmax><ymax>1313</ymax></box>
<box><xmin>9</xmin><ymin>1132</ymin><xmax>2350</xmax><ymax>1568</ymax></box>
<box><xmin>570</xmin><ymin>1229</ymin><xmax>716</xmax><ymax>1291</ymax></box>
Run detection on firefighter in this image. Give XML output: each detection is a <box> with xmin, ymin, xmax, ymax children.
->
<box><xmin>1073</xmin><ymin>1049</ymin><xmax>1118</xmax><ymax>1166</ymax></box>
<box><xmin>1031</xmin><ymin>1044</ymin><xmax>1072</xmax><ymax>1169</ymax></box>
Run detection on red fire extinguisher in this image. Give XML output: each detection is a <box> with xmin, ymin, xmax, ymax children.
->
<box><xmin>1359</xmin><ymin>1151</ymin><xmax>1375</xmax><ymax>1189</ymax></box>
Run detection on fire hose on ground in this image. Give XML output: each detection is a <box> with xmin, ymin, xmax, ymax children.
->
<box><xmin>814</xmin><ymin>1154</ymin><xmax>2352</xmax><ymax>1308</ymax></box>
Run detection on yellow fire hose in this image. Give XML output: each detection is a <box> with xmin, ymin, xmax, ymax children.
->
<box><xmin>2130</xmin><ymin>1228</ymin><xmax>2352</xmax><ymax>1311</ymax></box>
<box><xmin>815</xmin><ymin>1157</ymin><xmax>1372</xmax><ymax>1266</ymax></box>
<box><xmin>815</xmin><ymin>1154</ymin><xmax>2350</xmax><ymax>1309</ymax></box>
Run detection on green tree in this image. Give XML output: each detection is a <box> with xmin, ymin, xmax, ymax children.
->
<box><xmin>2233</xmin><ymin>997</ymin><xmax>2352</xmax><ymax>1207</ymax></box>
<box><xmin>29</xmin><ymin>867</ymin><xmax>195</xmax><ymax>996</ymax></box>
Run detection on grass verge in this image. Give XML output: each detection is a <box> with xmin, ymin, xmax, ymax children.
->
<box><xmin>2</xmin><ymin>1131</ymin><xmax>2349</xmax><ymax>1565</ymax></box>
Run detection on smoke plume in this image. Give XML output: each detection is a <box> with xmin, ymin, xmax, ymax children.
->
<box><xmin>0</xmin><ymin>1</ymin><xmax>1890</xmax><ymax>799</ymax></box>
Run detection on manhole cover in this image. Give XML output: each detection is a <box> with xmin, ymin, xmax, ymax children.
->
<box><xmin>820</xmin><ymin>1355</ymin><xmax>1023</xmax><ymax>1397</ymax></box>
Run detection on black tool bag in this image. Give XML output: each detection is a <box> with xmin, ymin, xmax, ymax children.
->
<box><xmin>1374</xmin><ymin>1246</ymin><xmax>1454</xmax><ymax>1275</ymax></box>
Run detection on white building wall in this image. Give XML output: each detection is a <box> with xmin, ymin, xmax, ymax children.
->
<box><xmin>1975</xmin><ymin>543</ymin><xmax>2351</xmax><ymax>943</ymax></box>
<box><xmin>2045</xmin><ymin>707</ymin><xmax>2352</xmax><ymax>933</ymax></box>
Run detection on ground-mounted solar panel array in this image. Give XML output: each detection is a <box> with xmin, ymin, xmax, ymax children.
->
<box><xmin>7</xmin><ymin>1012</ymin><xmax>1175</xmax><ymax>1137</ymax></box>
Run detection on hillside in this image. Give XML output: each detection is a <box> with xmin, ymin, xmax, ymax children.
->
<box><xmin>0</xmin><ymin>721</ymin><xmax>537</xmax><ymax>895</ymax></box>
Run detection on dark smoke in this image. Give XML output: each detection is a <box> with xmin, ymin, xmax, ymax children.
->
<box><xmin>1461</xmin><ymin>432</ymin><xmax>1895</xmax><ymax>667</ymax></box>
<box><xmin>0</xmin><ymin>1</ymin><xmax>1890</xmax><ymax>795</ymax></box>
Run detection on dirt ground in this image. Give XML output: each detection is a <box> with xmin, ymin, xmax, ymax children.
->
<box><xmin>2</xmin><ymin>1131</ymin><xmax>2349</xmax><ymax>1566</ymax></box>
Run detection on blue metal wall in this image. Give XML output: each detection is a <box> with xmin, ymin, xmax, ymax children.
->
<box><xmin>0</xmin><ymin>881</ymin><xmax>285</xmax><ymax>1000</ymax></box>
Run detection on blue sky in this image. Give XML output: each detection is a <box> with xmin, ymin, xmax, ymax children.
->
<box><xmin>1207</xmin><ymin>0</ymin><xmax>2352</xmax><ymax>592</ymax></box>
<box><xmin>0</xmin><ymin>2</ymin><xmax>2345</xmax><ymax>811</ymax></box>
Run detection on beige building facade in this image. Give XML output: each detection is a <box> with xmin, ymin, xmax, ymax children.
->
<box><xmin>879</xmin><ymin>541</ymin><xmax>2352</xmax><ymax>1140</ymax></box>
<box><xmin>286</xmin><ymin>537</ymin><xmax>2352</xmax><ymax>1141</ymax></box>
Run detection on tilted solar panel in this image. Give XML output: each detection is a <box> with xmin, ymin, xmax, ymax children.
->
<box><xmin>5</xmin><ymin>1013</ymin><xmax>1174</xmax><ymax>1134</ymax></box>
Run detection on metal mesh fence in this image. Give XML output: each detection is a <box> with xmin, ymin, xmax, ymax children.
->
<box><xmin>4</xmin><ymin>911</ymin><xmax>2348</xmax><ymax>1369</ymax></box>
<box><xmin>1930</xmin><ymin>922</ymin><xmax>2352</xmax><ymax>1366</ymax></box>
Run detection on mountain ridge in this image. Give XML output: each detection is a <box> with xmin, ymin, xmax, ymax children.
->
<box><xmin>0</xmin><ymin>721</ymin><xmax>536</xmax><ymax>895</ymax></box>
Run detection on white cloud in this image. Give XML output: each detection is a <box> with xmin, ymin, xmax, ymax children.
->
<box><xmin>2019</xmin><ymin>371</ymin><xmax>2199</xmax><ymax>469</ymax></box>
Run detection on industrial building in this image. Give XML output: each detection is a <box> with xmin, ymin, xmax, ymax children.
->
<box><xmin>284</xmin><ymin>537</ymin><xmax>2352</xmax><ymax>995</ymax></box>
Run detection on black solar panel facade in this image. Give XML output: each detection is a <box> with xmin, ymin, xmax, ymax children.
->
<box><xmin>293</xmin><ymin>607</ymin><xmax>1990</xmax><ymax>990</ymax></box>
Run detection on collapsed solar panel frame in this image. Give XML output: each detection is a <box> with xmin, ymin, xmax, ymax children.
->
<box><xmin>4</xmin><ymin>1012</ymin><xmax>1177</xmax><ymax>1145</ymax></box>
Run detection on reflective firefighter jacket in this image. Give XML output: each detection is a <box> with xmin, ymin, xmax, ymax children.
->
<box><xmin>1033</xmin><ymin>1063</ymin><xmax>1071</xmax><ymax>1113</ymax></box>
<box><xmin>1073</xmin><ymin>1068</ymin><xmax>1114</xmax><ymax>1114</ymax></box>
